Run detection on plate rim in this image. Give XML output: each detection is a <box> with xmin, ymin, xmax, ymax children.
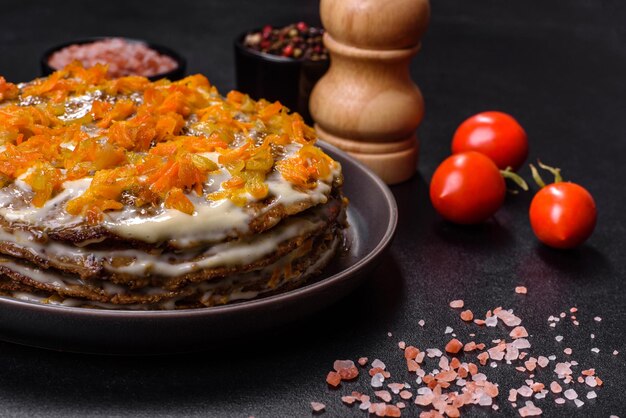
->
<box><xmin>0</xmin><ymin>140</ymin><xmax>398</xmax><ymax>319</ymax></box>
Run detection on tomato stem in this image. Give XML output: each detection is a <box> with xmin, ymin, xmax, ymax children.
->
<box><xmin>529</xmin><ymin>164</ymin><xmax>546</xmax><ymax>188</ymax></box>
<box><xmin>537</xmin><ymin>160</ymin><xmax>563</xmax><ymax>183</ymax></box>
<box><xmin>500</xmin><ymin>167</ymin><xmax>529</xmax><ymax>191</ymax></box>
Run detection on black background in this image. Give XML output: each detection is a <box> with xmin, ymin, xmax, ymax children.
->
<box><xmin>0</xmin><ymin>1</ymin><xmax>625</xmax><ymax>416</ymax></box>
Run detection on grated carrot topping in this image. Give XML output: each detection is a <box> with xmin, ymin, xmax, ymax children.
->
<box><xmin>0</xmin><ymin>63</ymin><xmax>337</xmax><ymax>222</ymax></box>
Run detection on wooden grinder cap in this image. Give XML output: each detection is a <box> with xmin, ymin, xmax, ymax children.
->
<box><xmin>310</xmin><ymin>0</ymin><xmax>430</xmax><ymax>184</ymax></box>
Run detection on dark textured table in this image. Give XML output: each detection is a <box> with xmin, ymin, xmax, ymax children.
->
<box><xmin>0</xmin><ymin>1</ymin><xmax>625</xmax><ymax>417</ymax></box>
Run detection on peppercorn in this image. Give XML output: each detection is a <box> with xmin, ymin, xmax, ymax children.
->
<box><xmin>243</xmin><ymin>22</ymin><xmax>328</xmax><ymax>61</ymax></box>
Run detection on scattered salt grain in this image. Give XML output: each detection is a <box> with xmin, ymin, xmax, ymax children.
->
<box><xmin>585</xmin><ymin>376</ymin><xmax>597</xmax><ymax>387</ymax></box>
<box><xmin>537</xmin><ymin>356</ymin><xmax>549</xmax><ymax>368</ymax></box>
<box><xmin>564</xmin><ymin>348</ymin><xmax>572</xmax><ymax>355</ymax></box>
<box><xmin>398</xmin><ymin>341</ymin><xmax>406</xmax><ymax>349</ymax></box>
<box><xmin>388</xmin><ymin>383</ymin><xmax>404</xmax><ymax>394</ymax></box>
<box><xmin>512</xmin><ymin>338</ymin><xmax>531</xmax><ymax>349</ymax></box>
<box><xmin>515</xmin><ymin>286</ymin><xmax>528</xmax><ymax>294</ymax></box>
<box><xmin>591</xmin><ymin>347</ymin><xmax>600</xmax><ymax>353</ymax></box>
<box><xmin>555</xmin><ymin>397</ymin><xmax>565</xmax><ymax>404</ymax></box>
<box><xmin>614</xmin><ymin>350</ymin><xmax>619</xmax><ymax>355</ymax></box>
<box><xmin>387</xmin><ymin>332</ymin><xmax>392</xmax><ymax>337</ymax></box>
<box><xmin>594</xmin><ymin>316</ymin><xmax>602</xmax><ymax>322</ymax></box>
<box><xmin>449</xmin><ymin>299</ymin><xmax>464</xmax><ymax>308</ymax></box>
<box><xmin>555</xmin><ymin>335</ymin><xmax>563</xmax><ymax>342</ymax></box>
<box><xmin>587</xmin><ymin>391</ymin><xmax>597</xmax><ymax>399</ymax></box>
<box><xmin>564</xmin><ymin>388</ymin><xmax>578</xmax><ymax>400</ymax></box>
<box><xmin>372</xmin><ymin>359</ymin><xmax>386</xmax><ymax>370</ymax></box>
<box><xmin>399</xmin><ymin>390</ymin><xmax>412</xmax><ymax>400</ymax></box>
<box><xmin>374</xmin><ymin>390</ymin><xmax>392</xmax><ymax>402</ymax></box>
<box><xmin>510</xmin><ymin>326</ymin><xmax>529</xmax><ymax>339</ymax></box>
<box><xmin>426</xmin><ymin>348</ymin><xmax>442</xmax><ymax>358</ymax></box>
<box><xmin>518</xmin><ymin>401</ymin><xmax>542</xmax><ymax>416</ymax></box>
<box><xmin>444</xmin><ymin>326</ymin><xmax>453</xmax><ymax>334</ymax></box>
<box><xmin>311</xmin><ymin>402</ymin><xmax>325</xmax><ymax>412</ymax></box>
<box><xmin>485</xmin><ymin>316</ymin><xmax>498</xmax><ymax>327</ymax></box>
<box><xmin>358</xmin><ymin>357</ymin><xmax>368</xmax><ymax>366</ymax></box>
<box><xmin>574</xmin><ymin>399</ymin><xmax>585</xmax><ymax>408</ymax></box>
<box><xmin>418</xmin><ymin>319</ymin><xmax>425</xmax><ymax>327</ymax></box>
<box><xmin>371</xmin><ymin>373</ymin><xmax>384</xmax><ymax>388</ymax></box>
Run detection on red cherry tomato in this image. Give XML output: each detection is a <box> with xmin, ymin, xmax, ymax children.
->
<box><xmin>529</xmin><ymin>182</ymin><xmax>597</xmax><ymax>249</ymax></box>
<box><xmin>430</xmin><ymin>151</ymin><xmax>506</xmax><ymax>224</ymax></box>
<box><xmin>452</xmin><ymin>111</ymin><xmax>529</xmax><ymax>171</ymax></box>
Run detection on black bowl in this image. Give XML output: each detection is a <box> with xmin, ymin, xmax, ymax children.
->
<box><xmin>234</xmin><ymin>30</ymin><xmax>329</xmax><ymax>124</ymax></box>
<box><xmin>41</xmin><ymin>37</ymin><xmax>187</xmax><ymax>82</ymax></box>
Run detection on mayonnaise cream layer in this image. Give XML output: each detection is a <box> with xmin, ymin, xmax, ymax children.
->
<box><xmin>2</xmin><ymin>235</ymin><xmax>339</xmax><ymax>310</ymax></box>
<box><xmin>0</xmin><ymin>145</ymin><xmax>339</xmax><ymax>246</ymax></box>
<box><xmin>0</xmin><ymin>200</ymin><xmax>339</xmax><ymax>278</ymax></box>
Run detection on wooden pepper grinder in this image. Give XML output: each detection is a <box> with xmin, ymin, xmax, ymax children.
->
<box><xmin>310</xmin><ymin>0</ymin><xmax>430</xmax><ymax>184</ymax></box>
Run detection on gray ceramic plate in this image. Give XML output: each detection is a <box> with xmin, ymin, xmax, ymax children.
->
<box><xmin>0</xmin><ymin>141</ymin><xmax>398</xmax><ymax>354</ymax></box>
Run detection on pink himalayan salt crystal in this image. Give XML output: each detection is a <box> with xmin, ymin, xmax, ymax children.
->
<box><xmin>399</xmin><ymin>390</ymin><xmax>413</xmax><ymax>400</ymax></box>
<box><xmin>385</xmin><ymin>405</ymin><xmax>402</xmax><ymax>417</ymax></box>
<box><xmin>374</xmin><ymin>390</ymin><xmax>392</xmax><ymax>403</ymax></box>
<box><xmin>358</xmin><ymin>357</ymin><xmax>368</xmax><ymax>366</ymax></box>
<box><xmin>418</xmin><ymin>319</ymin><xmax>425</xmax><ymax>327</ymax></box>
<box><xmin>341</xmin><ymin>396</ymin><xmax>356</xmax><ymax>405</ymax></box>
<box><xmin>398</xmin><ymin>341</ymin><xmax>406</xmax><ymax>349</ymax></box>
<box><xmin>505</xmin><ymin>345</ymin><xmax>520</xmax><ymax>361</ymax></box>
<box><xmin>311</xmin><ymin>402</ymin><xmax>326</xmax><ymax>412</ymax></box>
<box><xmin>388</xmin><ymin>383</ymin><xmax>405</xmax><ymax>394</ymax></box>
<box><xmin>333</xmin><ymin>360</ymin><xmax>356</xmax><ymax>372</ymax></box>
<box><xmin>585</xmin><ymin>376</ymin><xmax>598</xmax><ymax>387</ymax></box>
<box><xmin>396</xmin><ymin>402</ymin><xmax>406</xmax><ymax>409</ymax></box>
<box><xmin>511</xmin><ymin>338</ymin><xmax>531</xmax><ymax>349</ymax></box>
<box><xmin>333</xmin><ymin>360</ymin><xmax>359</xmax><ymax>381</ymax></box>
<box><xmin>519</xmin><ymin>401</ymin><xmax>543</xmax><ymax>416</ymax></box>
<box><xmin>495</xmin><ymin>309</ymin><xmax>522</xmax><ymax>326</ymax></box>
<box><xmin>555</xmin><ymin>397</ymin><xmax>565</xmax><ymax>404</ymax></box>
<box><xmin>510</xmin><ymin>326</ymin><xmax>529</xmax><ymax>339</ymax></box>
<box><xmin>515</xmin><ymin>286</ymin><xmax>528</xmax><ymax>294</ymax></box>
<box><xmin>509</xmin><ymin>388</ymin><xmax>518</xmax><ymax>402</ymax></box>
<box><xmin>564</xmin><ymin>388</ymin><xmax>578</xmax><ymax>400</ymax></box>
<box><xmin>372</xmin><ymin>359</ymin><xmax>386</xmax><ymax>370</ymax></box>
<box><xmin>371</xmin><ymin>373</ymin><xmax>385</xmax><ymax>388</ymax></box>
<box><xmin>537</xmin><ymin>356</ymin><xmax>549</xmax><ymax>368</ymax></box>
<box><xmin>449</xmin><ymin>299</ymin><xmax>464</xmax><ymax>308</ymax></box>
<box><xmin>518</xmin><ymin>386</ymin><xmax>533</xmax><ymax>398</ymax></box>
<box><xmin>554</xmin><ymin>362</ymin><xmax>572</xmax><ymax>376</ymax></box>
<box><xmin>485</xmin><ymin>316</ymin><xmax>498</xmax><ymax>327</ymax></box>
<box><xmin>550</xmin><ymin>381</ymin><xmax>562</xmax><ymax>393</ymax></box>
<box><xmin>564</xmin><ymin>348</ymin><xmax>573</xmax><ymax>355</ymax></box>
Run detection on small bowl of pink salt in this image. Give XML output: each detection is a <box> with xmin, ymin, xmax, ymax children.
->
<box><xmin>41</xmin><ymin>37</ymin><xmax>186</xmax><ymax>81</ymax></box>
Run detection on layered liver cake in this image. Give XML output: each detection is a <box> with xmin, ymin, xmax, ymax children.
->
<box><xmin>0</xmin><ymin>63</ymin><xmax>347</xmax><ymax>309</ymax></box>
